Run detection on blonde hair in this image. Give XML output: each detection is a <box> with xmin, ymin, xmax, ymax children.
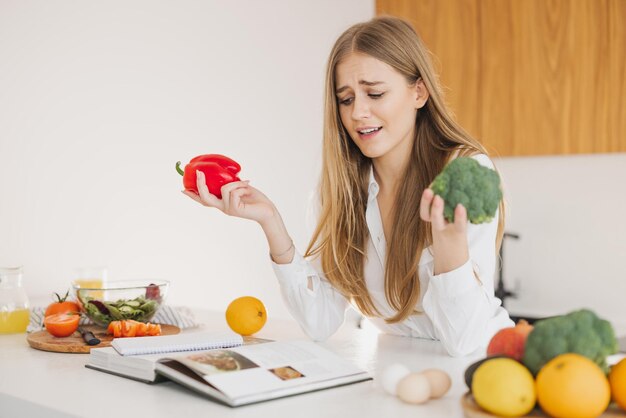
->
<box><xmin>305</xmin><ymin>16</ymin><xmax>505</xmax><ymax>323</ymax></box>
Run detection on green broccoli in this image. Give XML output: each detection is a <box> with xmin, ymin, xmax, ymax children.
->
<box><xmin>430</xmin><ymin>157</ymin><xmax>502</xmax><ymax>224</ymax></box>
<box><xmin>522</xmin><ymin>309</ymin><xmax>618</xmax><ymax>375</ymax></box>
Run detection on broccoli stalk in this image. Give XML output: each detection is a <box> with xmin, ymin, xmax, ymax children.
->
<box><xmin>430</xmin><ymin>157</ymin><xmax>502</xmax><ymax>224</ymax></box>
<box><xmin>522</xmin><ymin>309</ymin><xmax>618</xmax><ymax>375</ymax></box>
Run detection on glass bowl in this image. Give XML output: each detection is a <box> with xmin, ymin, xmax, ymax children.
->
<box><xmin>72</xmin><ymin>280</ymin><xmax>169</xmax><ymax>327</ymax></box>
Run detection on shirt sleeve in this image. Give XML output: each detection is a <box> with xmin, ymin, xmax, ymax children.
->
<box><xmin>271</xmin><ymin>190</ymin><xmax>349</xmax><ymax>341</ymax></box>
<box><xmin>271</xmin><ymin>251</ymin><xmax>350</xmax><ymax>341</ymax></box>
<box><xmin>421</xmin><ymin>154</ymin><xmax>514</xmax><ymax>357</ymax></box>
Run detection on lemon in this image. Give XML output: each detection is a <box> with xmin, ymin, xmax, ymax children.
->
<box><xmin>225</xmin><ymin>296</ymin><xmax>267</xmax><ymax>336</ymax></box>
<box><xmin>472</xmin><ymin>357</ymin><xmax>536</xmax><ymax>417</ymax></box>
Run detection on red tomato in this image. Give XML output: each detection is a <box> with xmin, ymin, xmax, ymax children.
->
<box><xmin>45</xmin><ymin>291</ymin><xmax>80</xmax><ymax>316</ymax></box>
<box><xmin>44</xmin><ymin>313</ymin><xmax>80</xmax><ymax>337</ymax></box>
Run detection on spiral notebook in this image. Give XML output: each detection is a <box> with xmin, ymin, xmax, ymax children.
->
<box><xmin>111</xmin><ymin>331</ymin><xmax>243</xmax><ymax>356</ymax></box>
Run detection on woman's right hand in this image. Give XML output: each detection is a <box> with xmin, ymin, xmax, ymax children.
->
<box><xmin>182</xmin><ymin>170</ymin><xmax>277</xmax><ymax>225</ymax></box>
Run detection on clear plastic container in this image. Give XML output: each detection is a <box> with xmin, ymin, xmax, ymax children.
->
<box><xmin>0</xmin><ymin>266</ymin><xmax>30</xmax><ymax>334</ymax></box>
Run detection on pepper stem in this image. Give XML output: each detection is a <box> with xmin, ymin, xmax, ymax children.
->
<box><xmin>175</xmin><ymin>161</ymin><xmax>184</xmax><ymax>176</ymax></box>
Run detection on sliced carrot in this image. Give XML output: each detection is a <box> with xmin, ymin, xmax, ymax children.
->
<box><xmin>111</xmin><ymin>321</ymin><xmax>122</xmax><ymax>338</ymax></box>
<box><xmin>121</xmin><ymin>321</ymin><xmax>136</xmax><ymax>337</ymax></box>
<box><xmin>146</xmin><ymin>323</ymin><xmax>161</xmax><ymax>336</ymax></box>
<box><xmin>136</xmin><ymin>322</ymin><xmax>148</xmax><ymax>337</ymax></box>
<box><xmin>107</xmin><ymin>320</ymin><xmax>160</xmax><ymax>337</ymax></box>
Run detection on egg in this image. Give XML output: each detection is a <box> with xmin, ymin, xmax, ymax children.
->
<box><xmin>396</xmin><ymin>372</ymin><xmax>431</xmax><ymax>404</ymax></box>
<box><xmin>379</xmin><ymin>363</ymin><xmax>411</xmax><ymax>395</ymax></box>
<box><xmin>421</xmin><ymin>368</ymin><xmax>451</xmax><ymax>399</ymax></box>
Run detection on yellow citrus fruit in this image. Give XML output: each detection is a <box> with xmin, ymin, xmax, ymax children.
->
<box><xmin>609</xmin><ymin>357</ymin><xmax>626</xmax><ymax>411</ymax></box>
<box><xmin>225</xmin><ymin>296</ymin><xmax>267</xmax><ymax>336</ymax></box>
<box><xmin>536</xmin><ymin>353</ymin><xmax>610</xmax><ymax>418</ymax></box>
<box><xmin>472</xmin><ymin>357</ymin><xmax>536</xmax><ymax>417</ymax></box>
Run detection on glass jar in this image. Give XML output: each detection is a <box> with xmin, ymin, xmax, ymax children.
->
<box><xmin>0</xmin><ymin>266</ymin><xmax>30</xmax><ymax>334</ymax></box>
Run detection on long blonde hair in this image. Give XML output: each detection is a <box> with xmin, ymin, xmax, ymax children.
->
<box><xmin>305</xmin><ymin>16</ymin><xmax>505</xmax><ymax>323</ymax></box>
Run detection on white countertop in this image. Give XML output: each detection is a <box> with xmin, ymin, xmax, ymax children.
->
<box><xmin>0</xmin><ymin>310</ymin><xmax>484</xmax><ymax>418</ymax></box>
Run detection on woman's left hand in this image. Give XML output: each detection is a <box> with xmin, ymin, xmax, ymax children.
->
<box><xmin>419</xmin><ymin>188</ymin><xmax>469</xmax><ymax>275</ymax></box>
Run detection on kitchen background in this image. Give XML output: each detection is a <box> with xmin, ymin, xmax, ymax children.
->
<box><xmin>1</xmin><ymin>1</ymin><xmax>624</xmax><ymax>329</ymax></box>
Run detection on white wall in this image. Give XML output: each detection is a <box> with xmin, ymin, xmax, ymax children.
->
<box><xmin>2</xmin><ymin>1</ymin><xmax>624</xmax><ymax>328</ymax></box>
<box><xmin>0</xmin><ymin>0</ymin><xmax>375</xmax><ymax>318</ymax></box>
<box><xmin>495</xmin><ymin>153</ymin><xmax>626</xmax><ymax>326</ymax></box>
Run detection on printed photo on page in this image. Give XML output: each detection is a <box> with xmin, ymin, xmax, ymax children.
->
<box><xmin>194</xmin><ymin>341</ymin><xmax>364</xmax><ymax>399</ymax></box>
<box><xmin>152</xmin><ymin>340</ymin><xmax>371</xmax><ymax>407</ymax></box>
<box><xmin>175</xmin><ymin>350</ymin><xmax>260</xmax><ymax>376</ymax></box>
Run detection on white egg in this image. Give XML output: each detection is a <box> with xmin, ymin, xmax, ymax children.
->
<box><xmin>421</xmin><ymin>368</ymin><xmax>451</xmax><ymax>399</ymax></box>
<box><xmin>396</xmin><ymin>372</ymin><xmax>431</xmax><ymax>405</ymax></box>
<box><xmin>379</xmin><ymin>363</ymin><xmax>411</xmax><ymax>395</ymax></box>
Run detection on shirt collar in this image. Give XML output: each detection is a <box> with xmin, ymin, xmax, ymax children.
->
<box><xmin>367</xmin><ymin>165</ymin><xmax>379</xmax><ymax>200</ymax></box>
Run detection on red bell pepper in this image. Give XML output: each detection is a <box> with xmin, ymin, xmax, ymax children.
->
<box><xmin>176</xmin><ymin>154</ymin><xmax>241</xmax><ymax>199</ymax></box>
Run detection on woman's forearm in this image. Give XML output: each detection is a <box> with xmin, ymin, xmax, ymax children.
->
<box><xmin>260</xmin><ymin>208</ymin><xmax>295</xmax><ymax>264</ymax></box>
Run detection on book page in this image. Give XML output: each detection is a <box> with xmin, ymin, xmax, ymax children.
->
<box><xmin>168</xmin><ymin>341</ymin><xmax>366</xmax><ymax>400</ymax></box>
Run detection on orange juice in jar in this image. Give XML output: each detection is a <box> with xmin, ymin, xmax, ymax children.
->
<box><xmin>72</xmin><ymin>267</ymin><xmax>107</xmax><ymax>299</ymax></box>
<box><xmin>0</xmin><ymin>309</ymin><xmax>30</xmax><ymax>333</ymax></box>
<box><xmin>0</xmin><ymin>267</ymin><xmax>30</xmax><ymax>334</ymax></box>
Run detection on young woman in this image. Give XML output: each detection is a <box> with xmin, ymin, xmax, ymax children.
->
<box><xmin>183</xmin><ymin>16</ymin><xmax>513</xmax><ymax>357</ymax></box>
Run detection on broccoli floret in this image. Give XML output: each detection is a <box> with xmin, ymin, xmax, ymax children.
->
<box><xmin>522</xmin><ymin>309</ymin><xmax>618</xmax><ymax>375</ymax></box>
<box><xmin>430</xmin><ymin>157</ymin><xmax>502</xmax><ymax>224</ymax></box>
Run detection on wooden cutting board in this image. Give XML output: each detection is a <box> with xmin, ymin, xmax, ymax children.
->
<box><xmin>462</xmin><ymin>393</ymin><xmax>625</xmax><ymax>417</ymax></box>
<box><xmin>27</xmin><ymin>324</ymin><xmax>181</xmax><ymax>354</ymax></box>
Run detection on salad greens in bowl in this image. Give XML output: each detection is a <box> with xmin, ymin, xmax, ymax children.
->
<box><xmin>72</xmin><ymin>280</ymin><xmax>169</xmax><ymax>327</ymax></box>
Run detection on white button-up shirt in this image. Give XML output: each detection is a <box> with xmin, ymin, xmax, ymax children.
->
<box><xmin>272</xmin><ymin>154</ymin><xmax>513</xmax><ymax>357</ymax></box>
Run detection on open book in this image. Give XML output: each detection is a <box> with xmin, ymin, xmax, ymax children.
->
<box><xmin>86</xmin><ymin>339</ymin><xmax>370</xmax><ymax>406</ymax></box>
<box><xmin>86</xmin><ymin>332</ymin><xmax>264</xmax><ymax>383</ymax></box>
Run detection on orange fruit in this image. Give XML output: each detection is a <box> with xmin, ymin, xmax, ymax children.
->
<box><xmin>609</xmin><ymin>357</ymin><xmax>626</xmax><ymax>411</ymax></box>
<box><xmin>536</xmin><ymin>353</ymin><xmax>610</xmax><ymax>418</ymax></box>
<box><xmin>225</xmin><ymin>296</ymin><xmax>267</xmax><ymax>336</ymax></box>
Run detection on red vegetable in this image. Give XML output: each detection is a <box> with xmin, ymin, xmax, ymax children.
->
<box><xmin>44</xmin><ymin>290</ymin><xmax>80</xmax><ymax>317</ymax></box>
<box><xmin>176</xmin><ymin>154</ymin><xmax>241</xmax><ymax>198</ymax></box>
<box><xmin>145</xmin><ymin>283</ymin><xmax>161</xmax><ymax>301</ymax></box>
<box><xmin>44</xmin><ymin>313</ymin><xmax>80</xmax><ymax>337</ymax></box>
<box><xmin>107</xmin><ymin>320</ymin><xmax>161</xmax><ymax>337</ymax></box>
